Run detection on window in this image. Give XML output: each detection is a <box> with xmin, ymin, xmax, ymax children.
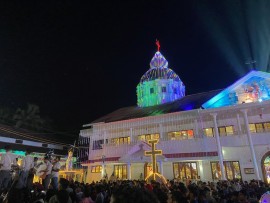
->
<box><xmin>225</xmin><ymin>126</ymin><xmax>234</xmax><ymax>135</ymax></box>
<box><xmin>92</xmin><ymin>140</ymin><xmax>104</xmax><ymax>150</ymax></box>
<box><xmin>255</xmin><ymin>123</ymin><xmax>264</xmax><ymax>133</ymax></box>
<box><xmin>138</xmin><ymin>133</ymin><xmax>159</xmax><ymax>141</ymax></box>
<box><xmin>173</xmin><ymin>162</ymin><xmax>198</xmax><ymax>179</ymax></box>
<box><xmin>91</xmin><ymin>165</ymin><xmax>102</xmax><ymax>173</ymax></box>
<box><xmin>249</xmin><ymin>124</ymin><xmax>256</xmax><ymax>133</ymax></box>
<box><xmin>150</xmin><ymin>88</ymin><xmax>154</xmax><ymax>94</ymax></box>
<box><xmin>264</xmin><ymin>122</ymin><xmax>270</xmax><ymax>132</ymax></box>
<box><xmin>168</xmin><ymin>130</ymin><xmax>194</xmax><ymax>140</ymax></box>
<box><xmin>218</xmin><ymin>127</ymin><xmax>226</xmax><ymax>136</ymax></box>
<box><xmin>204</xmin><ymin>128</ymin><xmax>214</xmax><ymax>137</ymax></box>
<box><xmin>204</xmin><ymin>126</ymin><xmax>234</xmax><ymax>137</ymax></box>
<box><xmin>174</xmin><ymin>88</ymin><xmax>178</xmax><ymax>94</ymax></box>
<box><xmin>211</xmin><ymin>161</ymin><xmax>241</xmax><ymax>180</ymax></box>
<box><xmin>162</xmin><ymin>86</ymin><xmax>166</xmax><ymax>93</ymax></box>
<box><xmin>218</xmin><ymin>126</ymin><xmax>234</xmax><ymax>136</ymax></box>
<box><xmin>249</xmin><ymin>122</ymin><xmax>270</xmax><ymax>133</ymax></box>
<box><xmin>111</xmin><ymin>137</ymin><xmax>130</xmax><ymax>145</ymax></box>
<box><xmin>114</xmin><ymin>165</ymin><xmax>127</xmax><ymax>179</ymax></box>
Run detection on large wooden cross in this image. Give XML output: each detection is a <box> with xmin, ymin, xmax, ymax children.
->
<box><xmin>144</xmin><ymin>139</ymin><xmax>162</xmax><ymax>174</ymax></box>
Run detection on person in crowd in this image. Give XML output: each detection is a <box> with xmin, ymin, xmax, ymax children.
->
<box><xmin>79</xmin><ymin>188</ymin><xmax>95</xmax><ymax>203</ymax></box>
<box><xmin>110</xmin><ymin>183</ymin><xmax>159</xmax><ymax>203</ymax></box>
<box><xmin>0</xmin><ymin>145</ymin><xmax>17</xmax><ymax>192</ymax></box>
<box><xmin>16</xmin><ymin>149</ymin><xmax>34</xmax><ymax>189</ymax></box>
<box><xmin>49</xmin><ymin>178</ymin><xmax>72</xmax><ymax>203</ymax></box>
<box><xmin>152</xmin><ymin>181</ymin><xmax>168</xmax><ymax>203</ymax></box>
<box><xmin>75</xmin><ymin>187</ymin><xmax>84</xmax><ymax>202</ymax></box>
<box><xmin>51</xmin><ymin>156</ymin><xmax>61</xmax><ymax>191</ymax></box>
<box><xmin>40</xmin><ymin>156</ymin><xmax>53</xmax><ymax>191</ymax></box>
<box><xmin>27</xmin><ymin>157</ymin><xmax>40</xmax><ymax>190</ymax></box>
<box><xmin>95</xmin><ymin>184</ymin><xmax>104</xmax><ymax>203</ymax></box>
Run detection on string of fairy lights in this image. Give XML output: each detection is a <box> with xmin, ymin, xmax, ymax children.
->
<box><xmin>140</xmin><ymin>51</ymin><xmax>181</xmax><ymax>83</ymax></box>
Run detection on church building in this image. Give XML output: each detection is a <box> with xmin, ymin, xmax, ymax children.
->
<box><xmin>80</xmin><ymin>44</ymin><xmax>270</xmax><ymax>183</ymax></box>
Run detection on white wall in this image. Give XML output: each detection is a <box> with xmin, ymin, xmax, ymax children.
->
<box><xmin>163</xmin><ymin>162</ymin><xmax>174</xmax><ymax>180</ymax></box>
<box><xmin>131</xmin><ymin>163</ymin><xmax>144</xmax><ymax>180</ymax></box>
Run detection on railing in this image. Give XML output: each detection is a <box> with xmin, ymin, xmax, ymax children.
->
<box><xmin>88</xmin><ymin>132</ymin><xmax>270</xmax><ymax>161</ymax></box>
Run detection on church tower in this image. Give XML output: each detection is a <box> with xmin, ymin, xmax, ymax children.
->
<box><xmin>137</xmin><ymin>41</ymin><xmax>185</xmax><ymax>107</ymax></box>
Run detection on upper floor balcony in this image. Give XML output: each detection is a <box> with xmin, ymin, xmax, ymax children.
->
<box><xmin>88</xmin><ymin>127</ymin><xmax>270</xmax><ymax>161</ymax></box>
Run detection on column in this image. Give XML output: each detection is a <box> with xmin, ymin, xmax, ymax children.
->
<box><xmin>101</xmin><ymin>163</ymin><xmax>105</xmax><ymax>179</ymax></box>
<box><xmin>236</xmin><ymin>114</ymin><xmax>242</xmax><ymax>135</ymax></box>
<box><xmin>101</xmin><ymin>155</ymin><xmax>106</xmax><ymax>179</ymax></box>
<box><xmin>158</xmin><ymin>161</ymin><xmax>163</xmax><ymax>175</ymax></box>
<box><xmin>159</xmin><ymin>123</ymin><xmax>163</xmax><ymax>140</ymax></box>
<box><xmin>127</xmin><ymin>162</ymin><xmax>131</xmax><ymax>180</ymax></box>
<box><xmin>241</xmin><ymin>109</ymin><xmax>261</xmax><ymax>180</ymax></box>
<box><xmin>103</xmin><ymin>131</ymin><xmax>107</xmax><ymax>145</ymax></box>
<box><xmin>194</xmin><ymin>119</ymin><xmax>199</xmax><ymax>137</ymax></box>
<box><xmin>211</xmin><ymin>113</ymin><xmax>226</xmax><ymax>180</ymax></box>
<box><xmin>130</xmin><ymin>128</ymin><xmax>133</xmax><ymax>143</ymax></box>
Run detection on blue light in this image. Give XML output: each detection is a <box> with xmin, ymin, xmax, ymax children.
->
<box><xmin>202</xmin><ymin>71</ymin><xmax>270</xmax><ymax>109</ymax></box>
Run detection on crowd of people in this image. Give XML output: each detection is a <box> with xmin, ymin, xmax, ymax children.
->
<box><xmin>1</xmin><ymin>145</ymin><xmax>270</xmax><ymax>203</ymax></box>
<box><xmin>4</xmin><ymin>178</ymin><xmax>268</xmax><ymax>203</ymax></box>
<box><xmin>0</xmin><ymin>145</ymin><xmax>61</xmax><ymax>203</ymax></box>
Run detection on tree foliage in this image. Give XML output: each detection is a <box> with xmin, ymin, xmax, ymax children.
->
<box><xmin>13</xmin><ymin>103</ymin><xmax>44</xmax><ymax>130</ymax></box>
<box><xmin>0</xmin><ymin>103</ymin><xmax>53</xmax><ymax>132</ymax></box>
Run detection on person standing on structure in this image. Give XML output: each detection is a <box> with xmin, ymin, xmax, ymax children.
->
<box><xmin>27</xmin><ymin>157</ymin><xmax>39</xmax><ymax>190</ymax></box>
<box><xmin>51</xmin><ymin>156</ymin><xmax>61</xmax><ymax>190</ymax></box>
<box><xmin>40</xmin><ymin>156</ymin><xmax>52</xmax><ymax>190</ymax></box>
<box><xmin>0</xmin><ymin>145</ymin><xmax>17</xmax><ymax>192</ymax></box>
<box><xmin>16</xmin><ymin>149</ymin><xmax>34</xmax><ymax>189</ymax></box>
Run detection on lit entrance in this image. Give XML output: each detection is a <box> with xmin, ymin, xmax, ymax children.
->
<box><xmin>262</xmin><ymin>152</ymin><xmax>270</xmax><ymax>183</ymax></box>
<box><xmin>144</xmin><ymin>162</ymin><xmax>158</xmax><ymax>179</ymax></box>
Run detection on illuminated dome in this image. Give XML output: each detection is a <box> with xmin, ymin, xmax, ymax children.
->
<box><xmin>137</xmin><ymin>46</ymin><xmax>185</xmax><ymax>108</ymax></box>
<box><xmin>140</xmin><ymin>52</ymin><xmax>181</xmax><ymax>83</ymax></box>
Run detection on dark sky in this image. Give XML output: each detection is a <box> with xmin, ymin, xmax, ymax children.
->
<box><xmin>0</xmin><ymin>1</ymin><xmax>269</xmax><ymax>134</ymax></box>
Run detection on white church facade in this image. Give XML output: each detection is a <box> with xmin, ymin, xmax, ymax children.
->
<box><xmin>80</xmin><ymin>47</ymin><xmax>270</xmax><ymax>183</ymax></box>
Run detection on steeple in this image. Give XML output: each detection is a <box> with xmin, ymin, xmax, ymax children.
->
<box><xmin>136</xmin><ymin>42</ymin><xmax>185</xmax><ymax>107</ymax></box>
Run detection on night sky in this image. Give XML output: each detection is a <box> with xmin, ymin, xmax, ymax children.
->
<box><xmin>0</xmin><ymin>1</ymin><xmax>269</xmax><ymax>134</ymax></box>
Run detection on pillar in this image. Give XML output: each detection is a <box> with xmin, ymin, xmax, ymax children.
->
<box><xmin>101</xmin><ymin>163</ymin><xmax>105</xmax><ymax>179</ymax></box>
<box><xmin>236</xmin><ymin>114</ymin><xmax>242</xmax><ymax>135</ymax></box>
<box><xmin>103</xmin><ymin>131</ymin><xmax>106</xmax><ymax>145</ymax></box>
<box><xmin>211</xmin><ymin>113</ymin><xmax>226</xmax><ymax>180</ymax></box>
<box><xmin>241</xmin><ymin>109</ymin><xmax>261</xmax><ymax>180</ymax></box>
<box><xmin>130</xmin><ymin>128</ymin><xmax>133</xmax><ymax>143</ymax></box>
<box><xmin>127</xmin><ymin>162</ymin><xmax>131</xmax><ymax>180</ymax></box>
<box><xmin>194</xmin><ymin>119</ymin><xmax>199</xmax><ymax>137</ymax></box>
<box><xmin>158</xmin><ymin>161</ymin><xmax>163</xmax><ymax>175</ymax></box>
<box><xmin>159</xmin><ymin>123</ymin><xmax>163</xmax><ymax>140</ymax></box>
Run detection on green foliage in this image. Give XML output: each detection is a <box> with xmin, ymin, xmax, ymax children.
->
<box><xmin>0</xmin><ymin>103</ymin><xmax>53</xmax><ymax>132</ymax></box>
<box><xmin>13</xmin><ymin>103</ymin><xmax>44</xmax><ymax>130</ymax></box>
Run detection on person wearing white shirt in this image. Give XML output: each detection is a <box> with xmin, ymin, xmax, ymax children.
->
<box><xmin>51</xmin><ymin>156</ymin><xmax>61</xmax><ymax>190</ymax></box>
<box><xmin>0</xmin><ymin>145</ymin><xmax>17</xmax><ymax>191</ymax></box>
<box><xmin>16</xmin><ymin>149</ymin><xmax>34</xmax><ymax>189</ymax></box>
<box><xmin>27</xmin><ymin>156</ymin><xmax>39</xmax><ymax>190</ymax></box>
<box><xmin>41</xmin><ymin>156</ymin><xmax>52</xmax><ymax>190</ymax></box>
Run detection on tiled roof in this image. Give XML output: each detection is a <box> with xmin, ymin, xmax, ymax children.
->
<box><xmin>0</xmin><ymin>142</ymin><xmax>67</xmax><ymax>155</ymax></box>
<box><xmin>0</xmin><ymin>123</ymin><xmax>75</xmax><ymax>146</ymax></box>
<box><xmin>91</xmin><ymin>89</ymin><xmax>222</xmax><ymax>124</ymax></box>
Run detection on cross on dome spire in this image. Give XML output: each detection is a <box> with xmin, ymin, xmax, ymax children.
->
<box><xmin>156</xmin><ymin>39</ymin><xmax>160</xmax><ymax>52</ymax></box>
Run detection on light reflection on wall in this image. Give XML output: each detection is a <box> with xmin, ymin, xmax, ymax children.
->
<box><xmin>203</xmin><ymin>71</ymin><xmax>270</xmax><ymax>109</ymax></box>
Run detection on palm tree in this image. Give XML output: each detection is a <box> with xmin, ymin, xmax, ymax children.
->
<box><xmin>13</xmin><ymin>103</ymin><xmax>44</xmax><ymax>130</ymax></box>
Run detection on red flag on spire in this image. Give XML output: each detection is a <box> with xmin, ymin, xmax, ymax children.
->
<box><xmin>156</xmin><ymin>39</ymin><xmax>160</xmax><ymax>51</ymax></box>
